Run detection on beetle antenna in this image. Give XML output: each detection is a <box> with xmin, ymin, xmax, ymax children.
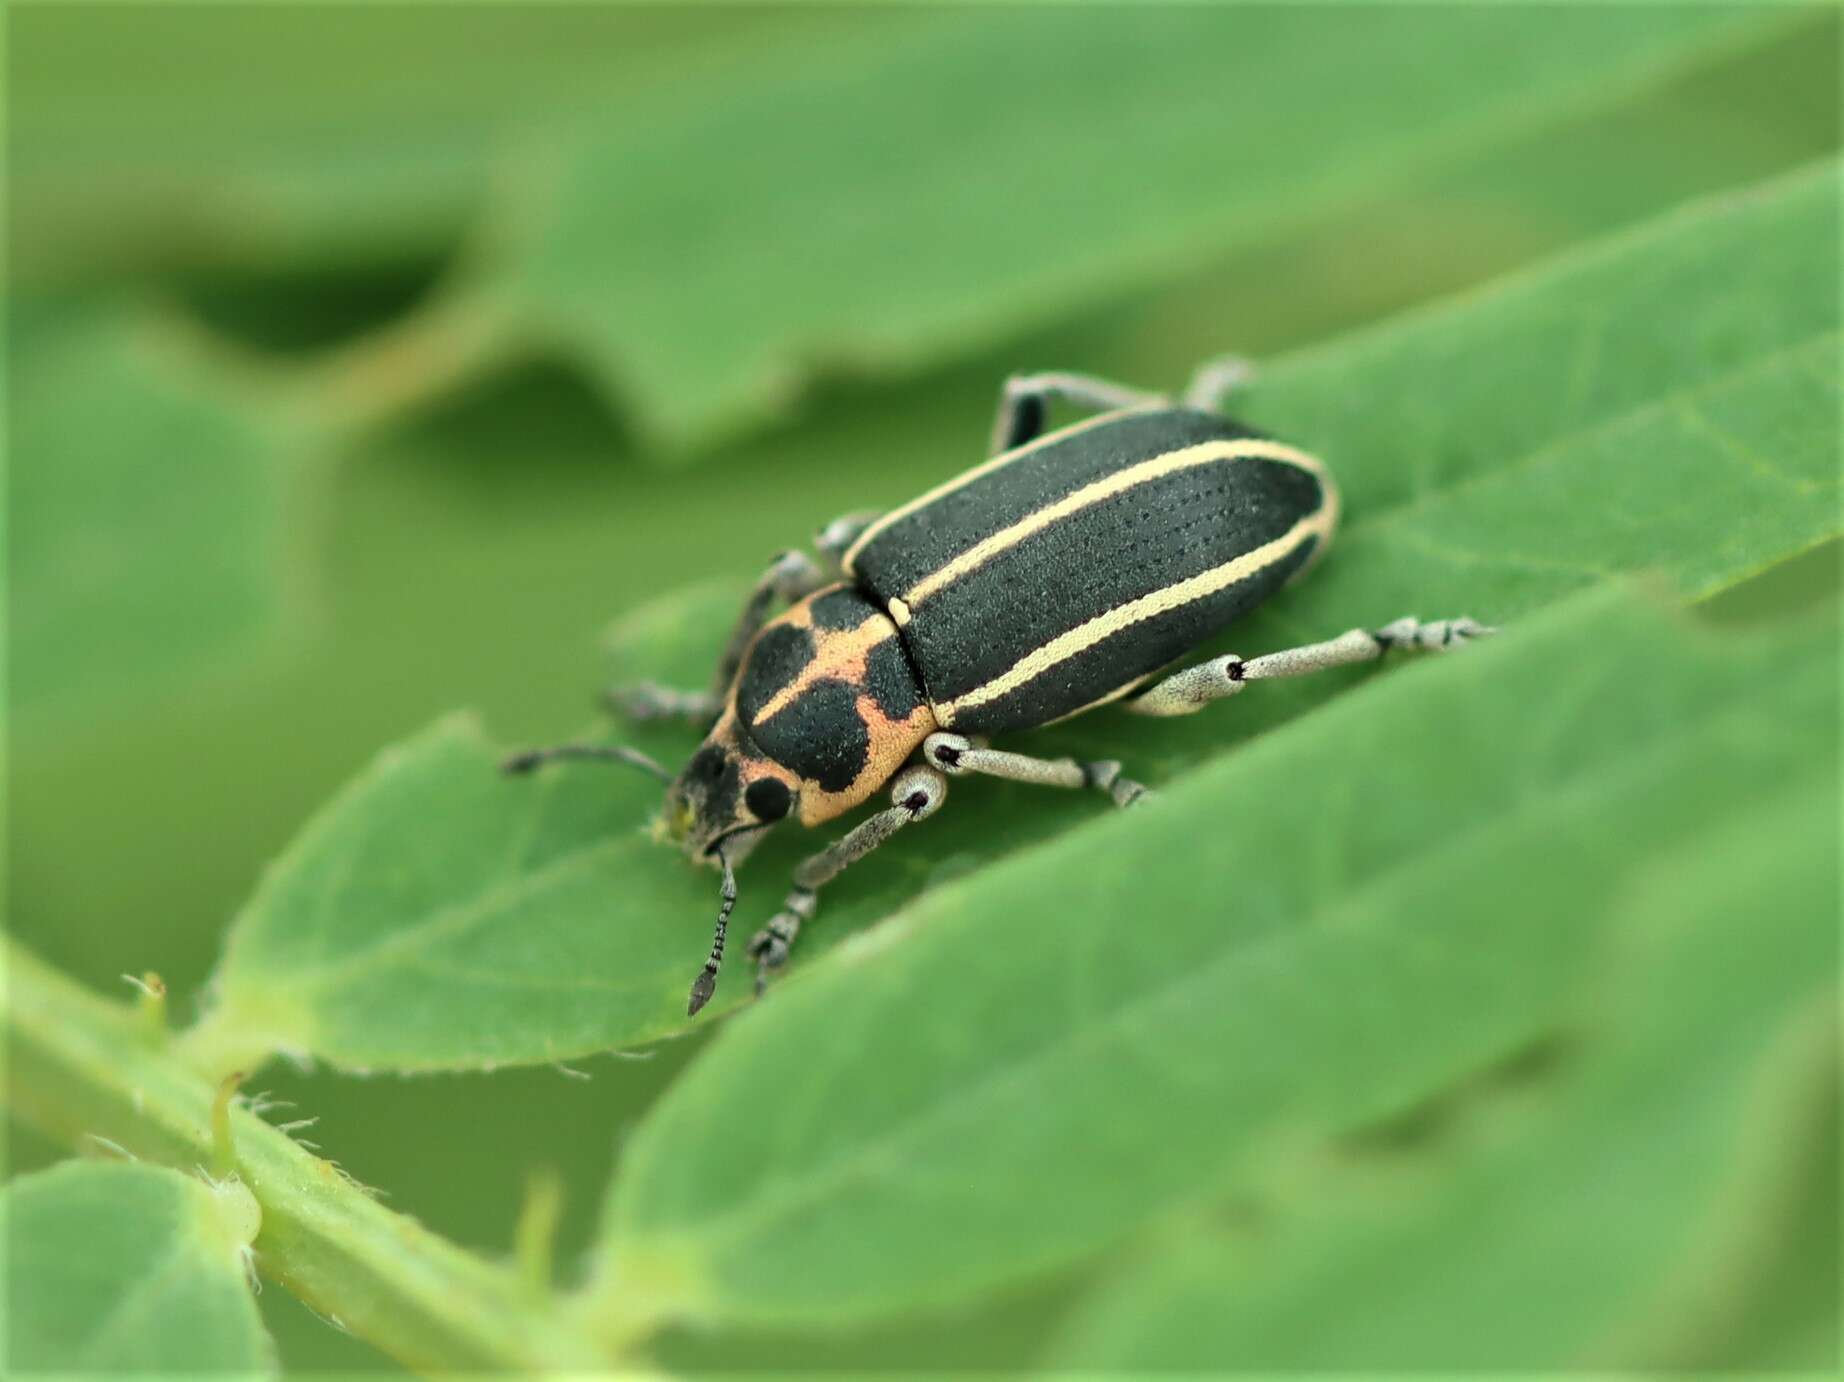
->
<box><xmin>501</xmin><ymin>742</ymin><xmax>671</xmax><ymax>783</ymax></box>
<box><xmin>687</xmin><ymin>843</ymin><xmax>737</xmax><ymax>1017</ymax></box>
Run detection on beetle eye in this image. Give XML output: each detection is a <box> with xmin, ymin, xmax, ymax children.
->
<box><xmin>743</xmin><ymin>778</ymin><xmax>792</xmax><ymax>822</ymax></box>
<box><xmin>688</xmin><ymin>746</ymin><xmax>726</xmax><ymax>782</ymax></box>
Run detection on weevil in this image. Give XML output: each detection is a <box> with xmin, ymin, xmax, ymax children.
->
<box><xmin>505</xmin><ymin>361</ymin><xmax>1492</xmax><ymax>1015</ymax></box>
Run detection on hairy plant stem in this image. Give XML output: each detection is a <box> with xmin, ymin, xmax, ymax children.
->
<box><xmin>2</xmin><ymin>940</ymin><xmax>614</xmax><ymax>1373</ymax></box>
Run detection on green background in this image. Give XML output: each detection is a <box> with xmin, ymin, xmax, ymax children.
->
<box><xmin>8</xmin><ymin>5</ymin><xmax>1839</xmax><ymax>1373</ymax></box>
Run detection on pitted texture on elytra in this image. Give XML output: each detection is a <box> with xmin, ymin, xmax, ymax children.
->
<box><xmin>850</xmin><ymin>411</ymin><xmax>1333</xmax><ymax>731</ymax></box>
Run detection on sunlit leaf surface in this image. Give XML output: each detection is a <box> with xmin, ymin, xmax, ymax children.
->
<box><xmin>1043</xmin><ymin>783</ymin><xmax>1838</xmax><ymax>1371</ymax></box>
<box><xmin>592</xmin><ymin>592</ymin><xmax>1835</xmax><ymax>1326</ymax></box>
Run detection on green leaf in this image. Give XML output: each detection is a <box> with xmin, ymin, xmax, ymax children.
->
<box><xmin>11</xmin><ymin>308</ymin><xmax>291</xmax><ymax>723</ymax></box>
<box><xmin>1</xmin><ymin>1160</ymin><xmax>275</xmax><ymax>1375</ymax></box>
<box><xmin>1043</xmin><ymin>780</ymin><xmax>1838</xmax><ymax>1371</ymax></box>
<box><xmin>1044</xmin><ymin>158</ymin><xmax>1838</xmax><ymax>768</ymax></box>
<box><xmin>9</xmin><ymin>6</ymin><xmax>818</xmax><ymax>284</ymax></box>
<box><xmin>16</xmin><ymin>7</ymin><xmax>1823</xmax><ymax>453</ymax></box>
<box><xmin>5</xmin><ymin>944</ymin><xmax>612</xmax><ymax>1372</ymax></box>
<box><xmin>514</xmin><ymin>5</ymin><xmax>1789</xmax><ymax>449</ymax></box>
<box><xmin>587</xmin><ymin>590</ymin><xmax>1836</xmax><ymax>1329</ymax></box>
<box><xmin>1248</xmin><ymin>158</ymin><xmax>1840</xmax><ymax>538</ymax></box>
<box><xmin>186</xmin><ymin>162</ymin><xmax>1840</xmax><ymax>1076</ymax></box>
<box><xmin>182</xmin><ymin>711</ymin><xmax>716</xmax><ymax>1074</ymax></box>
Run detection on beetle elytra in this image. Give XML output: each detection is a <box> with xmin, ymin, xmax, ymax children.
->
<box><xmin>505</xmin><ymin>361</ymin><xmax>1493</xmax><ymax>1015</ymax></box>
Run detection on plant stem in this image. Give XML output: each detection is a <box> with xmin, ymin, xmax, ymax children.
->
<box><xmin>1</xmin><ymin>940</ymin><xmax>612</xmax><ymax>1373</ymax></box>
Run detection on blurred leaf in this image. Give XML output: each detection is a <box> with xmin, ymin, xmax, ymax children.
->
<box><xmin>186</xmin><ymin>163</ymin><xmax>1840</xmax><ymax>1075</ymax></box>
<box><xmin>1043</xmin><ymin>780</ymin><xmax>1838</xmax><ymax>1371</ymax></box>
<box><xmin>588</xmin><ymin>592</ymin><xmax>1835</xmax><ymax>1328</ymax></box>
<box><xmin>1105</xmin><ymin>13</ymin><xmax>1840</xmax><ymax>389</ymax></box>
<box><xmin>15</xmin><ymin>8</ymin><xmax>1825</xmax><ymax>456</ymax></box>
<box><xmin>514</xmin><ymin>5</ymin><xmax>1786</xmax><ymax>448</ymax></box>
<box><xmin>1</xmin><ymin>1160</ymin><xmax>274</xmax><ymax>1375</ymax></box>
<box><xmin>10</xmin><ymin>309</ymin><xmax>292</xmax><ymax>721</ymax></box>
<box><xmin>8</xmin><ymin>6</ymin><xmax>837</xmax><ymax>284</ymax></box>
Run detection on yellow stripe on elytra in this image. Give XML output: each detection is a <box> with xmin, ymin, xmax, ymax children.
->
<box><xmin>902</xmin><ymin>438</ymin><xmax>1328</xmax><ymax>609</ymax></box>
<box><xmin>935</xmin><ymin>507</ymin><xmax>1333</xmax><ymax>725</ymax></box>
<box><xmin>840</xmin><ymin>406</ymin><xmax>1160</xmax><ymax>574</ymax></box>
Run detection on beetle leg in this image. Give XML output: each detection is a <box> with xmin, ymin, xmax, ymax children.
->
<box><xmin>814</xmin><ymin>511</ymin><xmax>884</xmax><ymax>570</ymax></box>
<box><xmin>704</xmin><ymin>549</ymin><xmax>829</xmax><ymax>701</ymax></box>
<box><xmin>709</xmin><ymin>550</ymin><xmax>829</xmax><ymax>697</ymax></box>
<box><xmin>923</xmin><ymin>732</ymin><xmax>1149</xmax><ymax>809</ymax></box>
<box><xmin>1124</xmin><ymin>616</ymin><xmax>1497</xmax><ymax>717</ymax></box>
<box><xmin>989</xmin><ymin>372</ymin><xmax>1166</xmax><ymax>454</ymax></box>
<box><xmin>603</xmin><ymin>681</ymin><xmax>723</xmax><ymax>724</ymax></box>
<box><xmin>603</xmin><ymin>550</ymin><xmax>826</xmax><ymax>727</ymax></box>
<box><xmin>747</xmin><ymin>764</ymin><xmax>948</xmax><ymax>996</ymax></box>
<box><xmin>1182</xmin><ymin>354</ymin><xmax>1256</xmax><ymax>411</ymax></box>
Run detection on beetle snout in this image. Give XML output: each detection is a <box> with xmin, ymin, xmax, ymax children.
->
<box><xmin>659</xmin><ymin>740</ymin><xmax>732</xmax><ymax>850</ymax></box>
<box><xmin>654</xmin><ymin>787</ymin><xmax>698</xmax><ymax>849</ymax></box>
<box><xmin>660</xmin><ymin>783</ymin><xmax>728</xmax><ymax>860</ymax></box>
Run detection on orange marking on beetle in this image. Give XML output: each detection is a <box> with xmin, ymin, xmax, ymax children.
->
<box><xmin>749</xmin><ymin>612</ymin><xmax>899</xmax><ymax>728</ymax></box>
<box><xmin>797</xmin><ymin>692</ymin><xmax>937</xmax><ymax>826</ymax></box>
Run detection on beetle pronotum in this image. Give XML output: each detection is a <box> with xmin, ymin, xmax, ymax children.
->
<box><xmin>506</xmin><ymin>361</ymin><xmax>1493</xmax><ymax>1015</ymax></box>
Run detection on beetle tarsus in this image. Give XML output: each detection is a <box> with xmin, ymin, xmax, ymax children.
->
<box><xmin>747</xmin><ymin>922</ymin><xmax>792</xmax><ymax>998</ymax></box>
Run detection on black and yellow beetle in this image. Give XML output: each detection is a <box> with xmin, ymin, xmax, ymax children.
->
<box><xmin>506</xmin><ymin>362</ymin><xmax>1491</xmax><ymax>1015</ymax></box>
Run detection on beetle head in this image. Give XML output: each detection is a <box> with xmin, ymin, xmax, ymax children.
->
<box><xmin>660</xmin><ymin>712</ymin><xmax>800</xmax><ymax>869</ymax></box>
<box><xmin>664</xmin><ymin>711</ymin><xmax>806</xmax><ymax>1019</ymax></box>
<box><xmin>668</xmin><ymin>585</ymin><xmax>937</xmax><ymax>1019</ymax></box>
